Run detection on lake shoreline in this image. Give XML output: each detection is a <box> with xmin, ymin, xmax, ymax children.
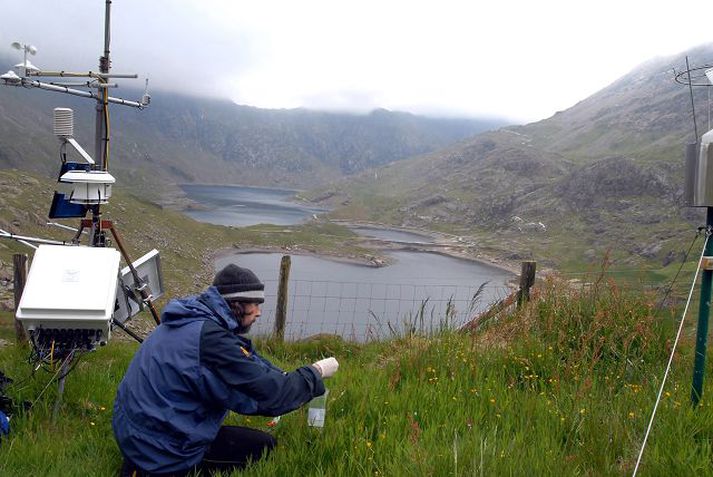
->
<box><xmin>212</xmin><ymin>220</ymin><xmax>520</xmax><ymax>278</ymax></box>
<box><xmin>176</xmin><ymin>183</ymin><xmax>519</xmax><ymax>277</ymax></box>
<box><xmin>339</xmin><ymin>220</ymin><xmax>521</xmax><ymax>276</ymax></box>
<box><xmin>212</xmin><ymin>243</ymin><xmax>391</xmax><ymax>269</ymax></box>
<box><xmin>179</xmin><ymin>182</ymin><xmax>303</xmax><ymax>193</ymax></box>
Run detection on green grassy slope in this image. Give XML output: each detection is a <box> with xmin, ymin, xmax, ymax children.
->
<box><xmin>0</xmin><ymin>275</ymin><xmax>711</xmax><ymax>475</ymax></box>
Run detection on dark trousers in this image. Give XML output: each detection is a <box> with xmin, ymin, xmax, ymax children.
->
<box><xmin>120</xmin><ymin>426</ymin><xmax>277</xmax><ymax>476</ymax></box>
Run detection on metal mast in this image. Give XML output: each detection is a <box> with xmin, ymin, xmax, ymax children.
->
<box><xmin>90</xmin><ymin>0</ymin><xmax>113</xmax><ymax>247</ymax></box>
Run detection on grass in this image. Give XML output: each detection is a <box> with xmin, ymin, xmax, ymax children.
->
<box><xmin>1</xmin><ymin>275</ymin><xmax>713</xmax><ymax>475</ymax></box>
<box><xmin>0</xmin><ymin>169</ymin><xmax>710</xmax><ymax>475</ymax></box>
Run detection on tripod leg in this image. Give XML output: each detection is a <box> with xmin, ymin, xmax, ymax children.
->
<box><xmin>52</xmin><ymin>358</ymin><xmax>71</xmax><ymax>422</ymax></box>
<box><xmin>112</xmin><ymin>319</ymin><xmax>144</xmax><ymax>343</ymax></box>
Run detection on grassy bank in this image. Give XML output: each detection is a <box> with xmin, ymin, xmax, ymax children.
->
<box><xmin>0</xmin><ymin>275</ymin><xmax>712</xmax><ymax>476</ymax></box>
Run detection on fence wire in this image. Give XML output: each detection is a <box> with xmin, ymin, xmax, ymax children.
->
<box><xmin>251</xmin><ymin>279</ymin><xmax>510</xmax><ymax>342</ymax></box>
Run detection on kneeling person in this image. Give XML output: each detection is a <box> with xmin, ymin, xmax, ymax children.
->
<box><xmin>113</xmin><ymin>264</ymin><xmax>338</xmax><ymax>476</ymax></box>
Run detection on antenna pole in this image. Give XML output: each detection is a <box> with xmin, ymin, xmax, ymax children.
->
<box><xmin>91</xmin><ymin>0</ymin><xmax>112</xmax><ymax>247</ymax></box>
<box><xmin>96</xmin><ymin>0</ymin><xmax>111</xmax><ymax>172</ymax></box>
<box><xmin>22</xmin><ymin>45</ymin><xmax>28</xmax><ymax>77</ymax></box>
<box><xmin>103</xmin><ymin>0</ymin><xmax>112</xmax><ymax>67</ymax></box>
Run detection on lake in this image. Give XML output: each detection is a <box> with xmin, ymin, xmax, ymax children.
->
<box><xmin>183</xmin><ymin>184</ymin><xmax>512</xmax><ymax>340</ymax></box>
<box><xmin>215</xmin><ymin>252</ymin><xmax>511</xmax><ymax>341</ymax></box>
<box><xmin>350</xmin><ymin>226</ymin><xmax>434</xmax><ymax>244</ymax></box>
<box><xmin>181</xmin><ymin>184</ymin><xmax>326</xmax><ymax>227</ymax></box>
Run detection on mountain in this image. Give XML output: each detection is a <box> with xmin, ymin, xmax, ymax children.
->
<box><xmin>306</xmin><ymin>44</ymin><xmax>713</xmax><ymax>269</ymax></box>
<box><xmin>0</xmin><ymin>65</ymin><xmax>506</xmax><ymax>200</ymax></box>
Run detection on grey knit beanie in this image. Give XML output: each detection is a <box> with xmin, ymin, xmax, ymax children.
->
<box><xmin>212</xmin><ymin>264</ymin><xmax>265</xmax><ymax>303</ymax></box>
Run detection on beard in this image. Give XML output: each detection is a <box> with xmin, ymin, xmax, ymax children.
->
<box><xmin>237</xmin><ymin>321</ymin><xmax>253</xmax><ymax>334</ymax></box>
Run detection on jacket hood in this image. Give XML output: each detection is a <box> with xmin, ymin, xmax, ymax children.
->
<box><xmin>160</xmin><ymin>286</ymin><xmax>239</xmax><ymax>332</ymax></box>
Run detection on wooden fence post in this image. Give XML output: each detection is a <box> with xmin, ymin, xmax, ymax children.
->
<box><xmin>517</xmin><ymin>260</ymin><xmax>536</xmax><ymax>308</ymax></box>
<box><xmin>13</xmin><ymin>253</ymin><xmax>28</xmax><ymax>346</ymax></box>
<box><xmin>274</xmin><ymin>255</ymin><xmax>291</xmax><ymax>342</ymax></box>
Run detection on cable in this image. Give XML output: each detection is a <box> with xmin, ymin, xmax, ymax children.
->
<box><xmin>27</xmin><ymin>352</ymin><xmax>74</xmax><ymax>411</ymax></box>
<box><xmin>654</xmin><ymin>230</ymin><xmax>701</xmax><ymax>313</ymax></box>
<box><xmin>57</xmin><ymin>349</ymin><xmax>82</xmax><ymax>380</ymax></box>
<box><xmin>112</xmin><ymin>319</ymin><xmax>144</xmax><ymax>344</ymax></box>
<box><xmin>632</xmin><ymin>233</ymin><xmax>709</xmax><ymax>476</ymax></box>
<box><xmin>103</xmin><ymin>83</ymin><xmax>110</xmax><ymax>169</ymax></box>
<box><xmin>27</xmin><ymin>330</ymin><xmax>89</xmax><ymax>374</ymax></box>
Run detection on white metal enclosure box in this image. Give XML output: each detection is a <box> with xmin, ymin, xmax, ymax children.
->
<box><xmin>16</xmin><ymin>245</ymin><xmax>121</xmax><ymax>344</ymax></box>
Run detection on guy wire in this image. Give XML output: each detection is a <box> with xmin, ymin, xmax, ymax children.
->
<box><xmin>632</xmin><ymin>232</ymin><xmax>709</xmax><ymax>476</ymax></box>
<box><xmin>654</xmin><ymin>230</ymin><xmax>701</xmax><ymax>313</ymax></box>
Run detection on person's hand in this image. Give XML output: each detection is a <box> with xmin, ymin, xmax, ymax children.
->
<box><xmin>312</xmin><ymin>357</ymin><xmax>339</xmax><ymax>378</ymax></box>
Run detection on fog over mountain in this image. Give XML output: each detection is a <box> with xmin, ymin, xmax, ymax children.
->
<box><xmin>2</xmin><ymin>1</ymin><xmax>710</xmax><ymax>122</ymax></box>
<box><xmin>305</xmin><ymin>44</ymin><xmax>713</xmax><ymax>268</ymax></box>
<box><xmin>0</xmin><ymin>77</ymin><xmax>506</xmax><ymax>198</ymax></box>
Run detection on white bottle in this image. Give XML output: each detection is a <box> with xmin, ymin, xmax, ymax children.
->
<box><xmin>307</xmin><ymin>388</ymin><xmax>329</xmax><ymax>428</ymax></box>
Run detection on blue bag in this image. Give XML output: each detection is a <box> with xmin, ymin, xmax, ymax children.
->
<box><xmin>0</xmin><ymin>410</ymin><xmax>9</xmax><ymax>437</ymax></box>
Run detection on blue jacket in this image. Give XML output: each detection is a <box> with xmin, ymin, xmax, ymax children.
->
<box><xmin>112</xmin><ymin>286</ymin><xmax>325</xmax><ymax>473</ymax></box>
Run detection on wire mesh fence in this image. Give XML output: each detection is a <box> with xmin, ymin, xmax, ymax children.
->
<box><xmin>217</xmin><ymin>248</ymin><xmax>696</xmax><ymax>341</ymax></box>
<box><xmin>250</xmin><ymin>279</ymin><xmax>511</xmax><ymax>342</ymax></box>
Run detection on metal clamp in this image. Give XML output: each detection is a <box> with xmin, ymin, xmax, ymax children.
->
<box><xmin>702</xmin><ymin>256</ymin><xmax>713</xmax><ymax>270</ymax></box>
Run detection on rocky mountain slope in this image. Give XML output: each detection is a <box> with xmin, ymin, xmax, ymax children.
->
<box><xmin>0</xmin><ymin>64</ymin><xmax>505</xmax><ymax>199</ymax></box>
<box><xmin>306</xmin><ymin>44</ymin><xmax>713</xmax><ymax>269</ymax></box>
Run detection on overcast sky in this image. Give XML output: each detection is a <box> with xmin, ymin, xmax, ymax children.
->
<box><xmin>1</xmin><ymin>0</ymin><xmax>711</xmax><ymax>123</ymax></box>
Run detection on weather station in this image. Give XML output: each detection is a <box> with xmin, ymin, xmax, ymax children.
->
<box><xmin>676</xmin><ymin>62</ymin><xmax>713</xmax><ymax>407</ymax></box>
<box><xmin>631</xmin><ymin>60</ymin><xmax>713</xmax><ymax>476</ymax></box>
<box><xmin>0</xmin><ymin>1</ymin><xmax>162</xmax><ymax>415</ymax></box>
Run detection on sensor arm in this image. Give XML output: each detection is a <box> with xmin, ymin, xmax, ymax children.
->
<box><xmin>0</xmin><ymin>228</ymin><xmax>74</xmax><ymax>247</ymax></box>
<box><xmin>64</xmin><ymin>137</ymin><xmax>95</xmax><ymax>165</ymax></box>
<box><xmin>3</xmin><ymin>77</ymin><xmax>147</xmax><ymax>108</ymax></box>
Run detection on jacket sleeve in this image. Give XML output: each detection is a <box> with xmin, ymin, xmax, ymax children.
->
<box><xmin>253</xmin><ymin>350</ymin><xmax>285</xmax><ymax>373</ymax></box>
<box><xmin>200</xmin><ymin>321</ymin><xmax>325</xmax><ymax>417</ymax></box>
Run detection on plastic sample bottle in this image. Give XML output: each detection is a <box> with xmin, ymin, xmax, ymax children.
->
<box><xmin>307</xmin><ymin>388</ymin><xmax>329</xmax><ymax>428</ymax></box>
